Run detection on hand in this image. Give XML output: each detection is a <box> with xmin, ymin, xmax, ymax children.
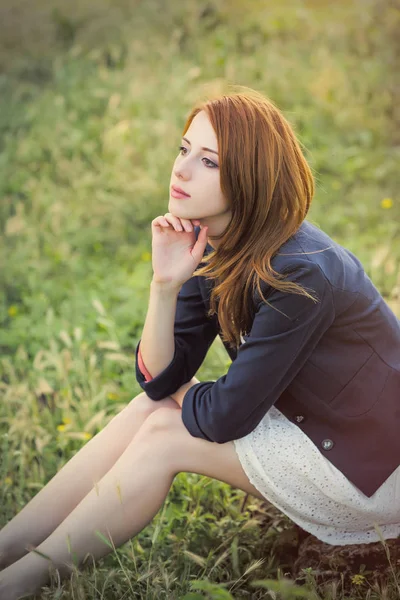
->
<box><xmin>151</xmin><ymin>213</ymin><xmax>209</xmax><ymax>288</ymax></box>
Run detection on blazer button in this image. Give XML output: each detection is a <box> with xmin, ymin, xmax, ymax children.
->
<box><xmin>294</xmin><ymin>415</ymin><xmax>305</xmax><ymax>423</ymax></box>
<box><xmin>321</xmin><ymin>439</ymin><xmax>334</xmax><ymax>451</ymax></box>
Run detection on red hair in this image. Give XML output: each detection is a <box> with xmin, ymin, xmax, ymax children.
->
<box><xmin>183</xmin><ymin>85</ymin><xmax>317</xmax><ymax>350</ymax></box>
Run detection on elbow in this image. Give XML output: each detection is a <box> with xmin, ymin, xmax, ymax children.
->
<box><xmin>137</xmin><ymin>383</ymin><xmax>172</xmax><ymax>402</ymax></box>
<box><xmin>209</xmin><ymin>425</ymin><xmax>241</xmax><ymax>444</ymax></box>
<box><xmin>211</xmin><ymin>421</ymin><xmax>255</xmax><ymax>444</ymax></box>
<box><xmin>139</xmin><ymin>387</ymin><xmax>163</xmax><ymax>401</ymax></box>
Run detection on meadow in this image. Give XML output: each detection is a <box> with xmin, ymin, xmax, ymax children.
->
<box><xmin>1</xmin><ymin>0</ymin><xmax>399</xmax><ymax>597</ymax></box>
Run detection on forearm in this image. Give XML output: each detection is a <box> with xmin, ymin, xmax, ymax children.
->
<box><xmin>139</xmin><ymin>279</ymin><xmax>201</xmax><ymax>405</ymax></box>
<box><xmin>139</xmin><ymin>279</ymin><xmax>181</xmax><ymax>378</ymax></box>
<box><xmin>170</xmin><ymin>376</ymin><xmax>200</xmax><ymax>408</ymax></box>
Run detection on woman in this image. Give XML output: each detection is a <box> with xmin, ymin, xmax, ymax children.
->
<box><xmin>1</xmin><ymin>86</ymin><xmax>399</xmax><ymax>599</ymax></box>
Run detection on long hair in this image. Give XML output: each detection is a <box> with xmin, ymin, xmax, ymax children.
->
<box><xmin>183</xmin><ymin>86</ymin><xmax>317</xmax><ymax>350</ymax></box>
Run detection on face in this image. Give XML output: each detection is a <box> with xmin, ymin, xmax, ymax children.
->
<box><xmin>169</xmin><ymin>110</ymin><xmax>232</xmax><ymax>249</ymax></box>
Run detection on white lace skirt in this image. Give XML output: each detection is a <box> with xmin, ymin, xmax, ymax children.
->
<box><xmin>233</xmin><ymin>405</ymin><xmax>400</xmax><ymax>546</ymax></box>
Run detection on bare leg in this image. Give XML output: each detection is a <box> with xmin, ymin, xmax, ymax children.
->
<box><xmin>0</xmin><ymin>418</ymin><xmax>177</xmax><ymax>600</ymax></box>
<box><xmin>0</xmin><ymin>404</ymin><xmax>266</xmax><ymax>600</ymax></box>
<box><xmin>0</xmin><ymin>393</ymin><xmax>179</xmax><ymax>570</ymax></box>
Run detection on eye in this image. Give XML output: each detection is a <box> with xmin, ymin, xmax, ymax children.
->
<box><xmin>203</xmin><ymin>157</ymin><xmax>218</xmax><ymax>168</ymax></box>
<box><xmin>178</xmin><ymin>146</ymin><xmax>218</xmax><ymax>169</ymax></box>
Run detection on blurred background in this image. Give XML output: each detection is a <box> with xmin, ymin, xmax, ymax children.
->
<box><xmin>0</xmin><ymin>0</ymin><xmax>399</xmax><ymax>596</ymax></box>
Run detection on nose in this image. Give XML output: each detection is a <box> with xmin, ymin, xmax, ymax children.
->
<box><xmin>173</xmin><ymin>153</ymin><xmax>192</xmax><ymax>179</ymax></box>
<box><xmin>174</xmin><ymin>165</ymin><xmax>190</xmax><ymax>180</ymax></box>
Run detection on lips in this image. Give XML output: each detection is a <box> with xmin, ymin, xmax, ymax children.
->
<box><xmin>171</xmin><ymin>185</ymin><xmax>190</xmax><ymax>197</ymax></box>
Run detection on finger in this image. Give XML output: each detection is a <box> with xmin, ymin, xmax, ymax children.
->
<box><xmin>180</xmin><ymin>219</ymin><xmax>194</xmax><ymax>232</ymax></box>
<box><xmin>164</xmin><ymin>214</ymin><xmax>183</xmax><ymax>231</ymax></box>
<box><xmin>191</xmin><ymin>227</ymin><xmax>209</xmax><ymax>264</ymax></box>
<box><xmin>153</xmin><ymin>217</ymin><xmax>169</xmax><ymax>228</ymax></box>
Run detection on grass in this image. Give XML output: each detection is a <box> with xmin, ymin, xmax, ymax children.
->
<box><xmin>1</xmin><ymin>0</ymin><xmax>399</xmax><ymax>597</ymax></box>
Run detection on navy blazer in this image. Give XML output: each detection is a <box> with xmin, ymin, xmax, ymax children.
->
<box><xmin>135</xmin><ymin>220</ymin><xmax>400</xmax><ymax>497</ymax></box>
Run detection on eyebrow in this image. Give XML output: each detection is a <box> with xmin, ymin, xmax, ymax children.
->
<box><xmin>182</xmin><ymin>136</ymin><xmax>219</xmax><ymax>155</ymax></box>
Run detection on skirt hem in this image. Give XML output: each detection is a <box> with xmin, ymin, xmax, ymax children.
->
<box><xmin>233</xmin><ymin>436</ymin><xmax>400</xmax><ymax>547</ymax></box>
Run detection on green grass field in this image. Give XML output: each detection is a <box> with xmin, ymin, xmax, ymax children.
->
<box><xmin>1</xmin><ymin>0</ymin><xmax>399</xmax><ymax>597</ymax></box>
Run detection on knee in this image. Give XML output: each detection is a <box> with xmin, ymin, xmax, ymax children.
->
<box><xmin>138</xmin><ymin>406</ymin><xmax>181</xmax><ymax>435</ymax></box>
<box><xmin>126</xmin><ymin>392</ymin><xmax>158</xmax><ymax>420</ymax></box>
<box><xmin>130</xmin><ymin>391</ymin><xmax>150</xmax><ymax>406</ymax></box>
<box><xmin>127</xmin><ymin>392</ymin><xmax>179</xmax><ymax>420</ymax></box>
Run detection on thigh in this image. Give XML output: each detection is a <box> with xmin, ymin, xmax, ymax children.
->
<box><xmin>136</xmin><ymin>407</ymin><xmax>266</xmax><ymax>502</ymax></box>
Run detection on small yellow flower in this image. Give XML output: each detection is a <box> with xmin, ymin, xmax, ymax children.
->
<box><xmin>7</xmin><ymin>306</ymin><xmax>18</xmax><ymax>317</ymax></box>
<box><xmin>141</xmin><ymin>251</ymin><xmax>151</xmax><ymax>262</ymax></box>
<box><xmin>62</xmin><ymin>417</ymin><xmax>72</xmax><ymax>425</ymax></box>
<box><xmin>107</xmin><ymin>392</ymin><xmax>119</xmax><ymax>400</ymax></box>
<box><xmin>82</xmin><ymin>432</ymin><xmax>92</xmax><ymax>440</ymax></box>
<box><xmin>351</xmin><ymin>574</ymin><xmax>366</xmax><ymax>586</ymax></box>
<box><xmin>4</xmin><ymin>477</ymin><xmax>13</xmax><ymax>485</ymax></box>
<box><xmin>381</xmin><ymin>197</ymin><xmax>393</xmax><ymax>209</ymax></box>
<box><xmin>57</xmin><ymin>424</ymin><xmax>66</xmax><ymax>432</ymax></box>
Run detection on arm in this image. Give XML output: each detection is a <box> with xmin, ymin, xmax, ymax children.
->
<box><xmin>139</xmin><ymin>279</ymin><xmax>181</xmax><ymax>379</ymax></box>
<box><xmin>137</xmin><ymin>356</ymin><xmax>200</xmax><ymax>407</ymax></box>
<box><xmin>138</xmin><ymin>280</ymin><xmax>200</xmax><ymax>406</ymax></box>
<box><xmin>180</xmin><ymin>262</ymin><xmax>335</xmax><ymax>442</ymax></box>
<box><xmin>135</xmin><ymin>247</ymin><xmax>219</xmax><ymax>400</ymax></box>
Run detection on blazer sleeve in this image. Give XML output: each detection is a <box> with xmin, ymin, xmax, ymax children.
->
<box><xmin>135</xmin><ymin>272</ymin><xmax>219</xmax><ymax>400</ymax></box>
<box><xmin>137</xmin><ymin>346</ymin><xmax>153</xmax><ymax>382</ymax></box>
<box><xmin>181</xmin><ymin>261</ymin><xmax>336</xmax><ymax>442</ymax></box>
